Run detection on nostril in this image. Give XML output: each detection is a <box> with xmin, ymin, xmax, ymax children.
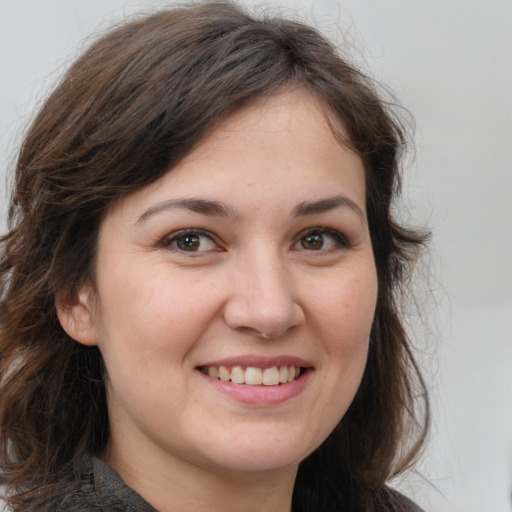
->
<box><xmin>222</xmin><ymin>273</ymin><xmax>305</xmax><ymax>337</ymax></box>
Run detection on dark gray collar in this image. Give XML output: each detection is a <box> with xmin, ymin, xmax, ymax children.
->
<box><xmin>91</xmin><ymin>457</ymin><xmax>158</xmax><ymax>512</ymax></box>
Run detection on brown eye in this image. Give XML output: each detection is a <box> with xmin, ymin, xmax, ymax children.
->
<box><xmin>176</xmin><ymin>235</ymin><xmax>201</xmax><ymax>251</ymax></box>
<box><xmin>301</xmin><ymin>234</ymin><xmax>324</xmax><ymax>250</ymax></box>
<box><xmin>163</xmin><ymin>231</ymin><xmax>218</xmax><ymax>252</ymax></box>
<box><xmin>293</xmin><ymin>228</ymin><xmax>349</xmax><ymax>252</ymax></box>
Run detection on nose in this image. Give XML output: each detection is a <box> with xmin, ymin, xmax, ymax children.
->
<box><xmin>223</xmin><ymin>250</ymin><xmax>305</xmax><ymax>339</ymax></box>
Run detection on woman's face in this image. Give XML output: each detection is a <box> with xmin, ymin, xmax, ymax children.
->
<box><xmin>64</xmin><ymin>89</ymin><xmax>378</xmax><ymax>480</ymax></box>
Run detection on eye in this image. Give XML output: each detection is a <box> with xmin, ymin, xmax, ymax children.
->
<box><xmin>162</xmin><ymin>230</ymin><xmax>218</xmax><ymax>252</ymax></box>
<box><xmin>293</xmin><ymin>228</ymin><xmax>349</xmax><ymax>251</ymax></box>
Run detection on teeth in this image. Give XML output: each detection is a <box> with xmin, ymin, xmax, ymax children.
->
<box><xmin>219</xmin><ymin>366</ymin><xmax>230</xmax><ymax>382</ymax></box>
<box><xmin>245</xmin><ymin>367</ymin><xmax>263</xmax><ymax>385</ymax></box>
<box><xmin>230</xmin><ymin>366</ymin><xmax>245</xmax><ymax>384</ymax></box>
<box><xmin>202</xmin><ymin>365</ymin><xmax>302</xmax><ymax>386</ymax></box>
<box><xmin>208</xmin><ymin>366</ymin><xmax>220</xmax><ymax>379</ymax></box>
<box><xmin>262</xmin><ymin>367</ymin><xmax>279</xmax><ymax>386</ymax></box>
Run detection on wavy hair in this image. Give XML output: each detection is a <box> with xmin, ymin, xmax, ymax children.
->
<box><xmin>0</xmin><ymin>2</ymin><xmax>429</xmax><ymax>510</ymax></box>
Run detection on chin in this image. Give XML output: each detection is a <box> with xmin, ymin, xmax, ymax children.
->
<box><xmin>199</xmin><ymin>430</ymin><xmax>319</xmax><ymax>474</ymax></box>
<box><xmin>211</xmin><ymin>452</ymin><xmax>302</xmax><ymax>474</ymax></box>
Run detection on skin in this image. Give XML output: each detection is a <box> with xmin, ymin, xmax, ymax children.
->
<box><xmin>59</xmin><ymin>88</ymin><xmax>378</xmax><ymax>512</ymax></box>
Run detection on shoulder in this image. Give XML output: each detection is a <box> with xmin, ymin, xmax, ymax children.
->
<box><xmin>0</xmin><ymin>466</ymin><xmax>103</xmax><ymax>512</ymax></box>
<box><xmin>34</xmin><ymin>460</ymin><xmax>104</xmax><ymax>512</ymax></box>
<box><xmin>2</xmin><ymin>456</ymin><xmax>155</xmax><ymax>512</ymax></box>
<box><xmin>380</xmin><ymin>487</ymin><xmax>425</xmax><ymax>512</ymax></box>
<box><xmin>58</xmin><ymin>457</ymin><xmax>155</xmax><ymax>512</ymax></box>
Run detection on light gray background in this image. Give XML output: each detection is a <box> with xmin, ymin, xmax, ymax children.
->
<box><xmin>1</xmin><ymin>1</ymin><xmax>511</xmax><ymax>511</ymax></box>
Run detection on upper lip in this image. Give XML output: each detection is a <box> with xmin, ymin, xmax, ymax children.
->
<box><xmin>197</xmin><ymin>355</ymin><xmax>313</xmax><ymax>369</ymax></box>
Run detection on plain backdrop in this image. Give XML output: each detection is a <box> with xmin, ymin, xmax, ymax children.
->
<box><xmin>1</xmin><ymin>1</ymin><xmax>511</xmax><ymax>511</ymax></box>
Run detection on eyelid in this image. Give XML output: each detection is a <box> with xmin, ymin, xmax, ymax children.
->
<box><xmin>293</xmin><ymin>226</ymin><xmax>351</xmax><ymax>250</ymax></box>
<box><xmin>160</xmin><ymin>228</ymin><xmax>222</xmax><ymax>252</ymax></box>
<box><xmin>158</xmin><ymin>226</ymin><xmax>350</xmax><ymax>253</ymax></box>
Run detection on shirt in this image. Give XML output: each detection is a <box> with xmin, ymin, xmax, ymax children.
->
<box><xmin>40</xmin><ymin>456</ymin><xmax>423</xmax><ymax>512</ymax></box>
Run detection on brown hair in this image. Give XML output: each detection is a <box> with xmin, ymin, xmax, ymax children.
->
<box><xmin>0</xmin><ymin>2</ymin><xmax>429</xmax><ymax>510</ymax></box>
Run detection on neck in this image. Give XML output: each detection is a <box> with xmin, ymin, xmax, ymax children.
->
<box><xmin>102</xmin><ymin>442</ymin><xmax>298</xmax><ymax>512</ymax></box>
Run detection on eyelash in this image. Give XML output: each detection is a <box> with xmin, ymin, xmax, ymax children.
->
<box><xmin>159</xmin><ymin>227</ymin><xmax>350</xmax><ymax>254</ymax></box>
<box><xmin>160</xmin><ymin>229</ymin><xmax>220</xmax><ymax>253</ymax></box>
<box><xmin>293</xmin><ymin>227</ymin><xmax>351</xmax><ymax>252</ymax></box>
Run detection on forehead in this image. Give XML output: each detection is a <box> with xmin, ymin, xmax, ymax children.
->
<box><xmin>194</xmin><ymin>88</ymin><xmax>347</xmax><ymax>157</ymax></box>
<box><xmin>166</xmin><ymin>89</ymin><xmax>361</xmax><ymax>184</ymax></box>
<box><xmin>107</xmin><ymin>88</ymin><xmax>365</xmax><ymax>222</ymax></box>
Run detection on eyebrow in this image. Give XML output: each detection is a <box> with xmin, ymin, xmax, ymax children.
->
<box><xmin>293</xmin><ymin>195</ymin><xmax>365</xmax><ymax>221</ymax></box>
<box><xmin>136</xmin><ymin>194</ymin><xmax>365</xmax><ymax>224</ymax></box>
<box><xmin>136</xmin><ymin>198</ymin><xmax>241</xmax><ymax>224</ymax></box>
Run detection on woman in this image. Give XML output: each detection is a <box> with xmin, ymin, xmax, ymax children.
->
<box><xmin>0</xmin><ymin>2</ymin><xmax>429</xmax><ymax>511</ymax></box>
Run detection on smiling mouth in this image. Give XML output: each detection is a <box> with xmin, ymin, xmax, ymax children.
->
<box><xmin>197</xmin><ymin>365</ymin><xmax>304</xmax><ymax>386</ymax></box>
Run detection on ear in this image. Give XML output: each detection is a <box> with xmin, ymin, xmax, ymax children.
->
<box><xmin>56</xmin><ymin>283</ymin><xmax>98</xmax><ymax>346</ymax></box>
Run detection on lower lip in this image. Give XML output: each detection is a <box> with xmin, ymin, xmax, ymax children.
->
<box><xmin>198</xmin><ymin>370</ymin><xmax>311</xmax><ymax>406</ymax></box>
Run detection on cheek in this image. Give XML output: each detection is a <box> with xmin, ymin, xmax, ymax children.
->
<box><xmin>295</xmin><ymin>271</ymin><xmax>377</xmax><ymax>451</ymax></box>
<box><xmin>313</xmin><ymin>270</ymin><xmax>378</xmax><ymax>393</ymax></box>
<box><xmin>94</xmin><ymin>265</ymin><xmax>223</xmax><ymax>364</ymax></box>
<box><xmin>315</xmin><ymin>271</ymin><xmax>377</xmax><ymax>344</ymax></box>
